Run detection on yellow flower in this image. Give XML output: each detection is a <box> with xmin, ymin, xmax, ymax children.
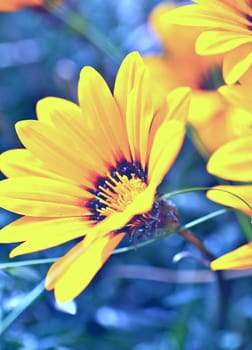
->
<box><xmin>144</xmin><ymin>2</ymin><xmax>252</xmax><ymax>155</ymax></box>
<box><xmin>146</xmin><ymin>3</ymin><xmax>222</xmax><ymax>92</ymax></box>
<box><xmin>211</xmin><ymin>242</ymin><xmax>252</xmax><ymax>270</ymax></box>
<box><xmin>207</xmin><ymin>136</ymin><xmax>252</xmax><ymax>216</ymax></box>
<box><xmin>0</xmin><ymin>52</ymin><xmax>191</xmax><ymax>302</ymax></box>
<box><xmin>165</xmin><ymin>0</ymin><xmax>252</xmax><ymax>84</ymax></box>
<box><xmin>0</xmin><ymin>0</ymin><xmax>61</xmax><ymax>11</ymax></box>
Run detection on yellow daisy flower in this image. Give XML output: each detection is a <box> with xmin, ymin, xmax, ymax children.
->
<box><xmin>144</xmin><ymin>3</ymin><xmax>252</xmax><ymax>155</ymax></box>
<box><xmin>0</xmin><ymin>52</ymin><xmax>191</xmax><ymax>302</ymax></box>
<box><xmin>165</xmin><ymin>0</ymin><xmax>252</xmax><ymax>84</ymax></box>
<box><xmin>207</xmin><ymin>136</ymin><xmax>252</xmax><ymax>216</ymax></box>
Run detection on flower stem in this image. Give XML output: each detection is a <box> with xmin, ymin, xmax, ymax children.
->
<box><xmin>178</xmin><ymin>227</ymin><xmax>215</xmax><ymax>261</ymax></box>
<box><xmin>0</xmin><ymin>279</ymin><xmax>45</xmax><ymax>334</ymax></box>
<box><xmin>178</xmin><ymin>227</ymin><xmax>227</xmax><ymax>329</ymax></box>
<box><xmin>161</xmin><ymin>186</ymin><xmax>252</xmax><ymax>212</ymax></box>
<box><xmin>44</xmin><ymin>3</ymin><xmax>124</xmax><ymax>63</ymax></box>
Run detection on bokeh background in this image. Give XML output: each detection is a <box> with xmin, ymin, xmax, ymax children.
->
<box><xmin>0</xmin><ymin>1</ymin><xmax>252</xmax><ymax>349</ymax></box>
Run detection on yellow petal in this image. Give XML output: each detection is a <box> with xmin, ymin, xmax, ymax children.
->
<box><xmin>211</xmin><ymin>243</ymin><xmax>252</xmax><ymax>270</ymax></box>
<box><xmin>223</xmin><ymin>43</ymin><xmax>252</xmax><ymax>84</ymax></box>
<box><xmin>0</xmin><ymin>176</ymin><xmax>91</xmax><ymax>217</ymax></box>
<box><xmin>207</xmin><ymin>136</ymin><xmax>252</xmax><ymax>181</ymax></box>
<box><xmin>125</xmin><ymin>67</ymin><xmax>154</xmax><ymax>167</ymax></box>
<box><xmin>161</xmin><ymin>87</ymin><xmax>191</xmax><ymax>124</ymax></box>
<box><xmin>0</xmin><ymin>216</ymin><xmax>90</xmax><ymax>257</ymax></box>
<box><xmin>78</xmin><ymin>66</ymin><xmax>130</xmax><ymax>163</ymax></box>
<box><xmin>196</xmin><ymin>31</ymin><xmax>252</xmax><ymax>55</ymax></box>
<box><xmin>207</xmin><ymin>185</ymin><xmax>252</xmax><ymax>216</ymax></box>
<box><xmin>164</xmin><ymin>4</ymin><xmax>248</xmax><ymax>31</ymax></box>
<box><xmin>148</xmin><ymin>120</ymin><xmax>185</xmax><ymax>189</ymax></box>
<box><xmin>219</xmin><ymin>84</ymin><xmax>252</xmax><ymax>113</ymax></box>
<box><xmin>114</xmin><ymin>51</ymin><xmax>145</xmax><ymax>115</ymax></box>
<box><xmin>45</xmin><ymin>232</ymin><xmax>125</xmax><ymax>302</ymax></box>
<box><xmin>148</xmin><ymin>87</ymin><xmax>190</xmax><ymax>158</ymax></box>
<box><xmin>0</xmin><ymin>149</ymin><xmax>64</xmax><ymax>180</ymax></box>
<box><xmin>16</xmin><ymin>120</ymin><xmax>97</xmax><ymax>187</ymax></box>
<box><xmin>36</xmin><ymin>97</ymin><xmax>82</xmax><ymax>126</ymax></box>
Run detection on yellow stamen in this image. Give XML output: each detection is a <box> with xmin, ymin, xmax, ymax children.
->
<box><xmin>97</xmin><ymin>173</ymin><xmax>147</xmax><ymax>217</ymax></box>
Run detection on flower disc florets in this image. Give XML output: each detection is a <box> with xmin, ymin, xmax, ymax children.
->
<box><xmin>88</xmin><ymin>160</ymin><xmax>147</xmax><ymax>222</ymax></box>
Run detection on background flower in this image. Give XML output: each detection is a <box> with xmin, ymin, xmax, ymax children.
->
<box><xmin>0</xmin><ymin>0</ymin><xmax>45</xmax><ymax>11</ymax></box>
<box><xmin>144</xmin><ymin>2</ymin><xmax>252</xmax><ymax>156</ymax></box>
<box><xmin>165</xmin><ymin>0</ymin><xmax>252</xmax><ymax>84</ymax></box>
<box><xmin>207</xmin><ymin>136</ymin><xmax>252</xmax><ymax>216</ymax></box>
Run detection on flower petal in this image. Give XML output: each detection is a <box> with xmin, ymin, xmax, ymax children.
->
<box><xmin>223</xmin><ymin>43</ymin><xmax>252</xmax><ymax>83</ymax></box>
<box><xmin>45</xmin><ymin>232</ymin><xmax>125</xmax><ymax>302</ymax></box>
<box><xmin>0</xmin><ymin>149</ymin><xmax>63</xmax><ymax>180</ymax></box>
<box><xmin>0</xmin><ymin>216</ymin><xmax>90</xmax><ymax>257</ymax></box>
<box><xmin>219</xmin><ymin>84</ymin><xmax>252</xmax><ymax>112</ymax></box>
<box><xmin>211</xmin><ymin>243</ymin><xmax>252</xmax><ymax>270</ymax></box>
<box><xmin>36</xmin><ymin>97</ymin><xmax>82</xmax><ymax>126</ymax></box>
<box><xmin>164</xmin><ymin>3</ymin><xmax>248</xmax><ymax>31</ymax></box>
<box><xmin>125</xmin><ymin>67</ymin><xmax>154</xmax><ymax>167</ymax></box>
<box><xmin>207</xmin><ymin>185</ymin><xmax>252</xmax><ymax>216</ymax></box>
<box><xmin>39</xmin><ymin>99</ymin><xmax>113</xmax><ymax>173</ymax></box>
<box><xmin>0</xmin><ymin>176</ymin><xmax>91</xmax><ymax>217</ymax></box>
<box><xmin>207</xmin><ymin>137</ymin><xmax>252</xmax><ymax>182</ymax></box>
<box><xmin>78</xmin><ymin>66</ymin><xmax>130</xmax><ymax>163</ymax></box>
<box><xmin>148</xmin><ymin>120</ymin><xmax>185</xmax><ymax>189</ymax></box>
<box><xmin>148</xmin><ymin>87</ymin><xmax>190</xmax><ymax>160</ymax></box>
<box><xmin>114</xmin><ymin>51</ymin><xmax>145</xmax><ymax>115</ymax></box>
<box><xmin>196</xmin><ymin>31</ymin><xmax>252</xmax><ymax>55</ymax></box>
<box><xmin>16</xmin><ymin>120</ymin><xmax>99</xmax><ymax>187</ymax></box>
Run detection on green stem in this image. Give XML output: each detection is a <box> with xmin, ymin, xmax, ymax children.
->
<box><xmin>179</xmin><ymin>228</ymin><xmax>215</xmax><ymax>262</ymax></box>
<box><xmin>178</xmin><ymin>227</ymin><xmax>227</xmax><ymax>329</ymax></box>
<box><xmin>44</xmin><ymin>3</ymin><xmax>124</xmax><ymax>63</ymax></box>
<box><xmin>235</xmin><ymin>211</ymin><xmax>252</xmax><ymax>241</ymax></box>
<box><xmin>161</xmin><ymin>186</ymin><xmax>252</xmax><ymax>212</ymax></box>
<box><xmin>0</xmin><ymin>257</ymin><xmax>58</xmax><ymax>270</ymax></box>
<box><xmin>182</xmin><ymin>208</ymin><xmax>230</xmax><ymax>230</ymax></box>
<box><xmin>0</xmin><ymin>279</ymin><xmax>45</xmax><ymax>335</ymax></box>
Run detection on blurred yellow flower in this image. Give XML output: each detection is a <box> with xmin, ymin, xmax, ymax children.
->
<box><xmin>0</xmin><ymin>52</ymin><xmax>191</xmax><ymax>302</ymax></box>
<box><xmin>165</xmin><ymin>0</ymin><xmax>252</xmax><ymax>84</ymax></box>
<box><xmin>207</xmin><ymin>136</ymin><xmax>252</xmax><ymax>216</ymax></box>
<box><xmin>0</xmin><ymin>0</ymin><xmax>61</xmax><ymax>11</ymax></box>
<box><xmin>145</xmin><ymin>3</ymin><xmax>252</xmax><ymax>155</ymax></box>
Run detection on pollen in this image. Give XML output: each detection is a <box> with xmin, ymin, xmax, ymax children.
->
<box><xmin>96</xmin><ymin>172</ymin><xmax>147</xmax><ymax>217</ymax></box>
<box><xmin>88</xmin><ymin>161</ymin><xmax>148</xmax><ymax>222</ymax></box>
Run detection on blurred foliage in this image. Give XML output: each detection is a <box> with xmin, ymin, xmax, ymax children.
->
<box><xmin>0</xmin><ymin>1</ymin><xmax>252</xmax><ymax>349</ymax></box>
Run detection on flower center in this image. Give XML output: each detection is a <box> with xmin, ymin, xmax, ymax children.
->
<box><xmin>96</xmin><ymin>172</ymin><xmax>147</xmax><ymax>217</ymax></box>
<box><xmin>88</xmin><ymin>161</ymin><xmax>147</xmax><ymax>222</ymax></box>
<box><xmin>199</xmin><ymin>65</ymin><xmax>224</xmax><ymax>90</ymax></box>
